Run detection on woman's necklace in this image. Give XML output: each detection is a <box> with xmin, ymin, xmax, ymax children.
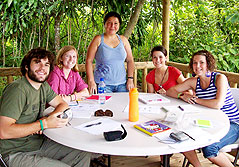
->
<box><xmin>159</xmin><ymin>67</ymin><xmax>168</xmax><ymax>89</ymax></box>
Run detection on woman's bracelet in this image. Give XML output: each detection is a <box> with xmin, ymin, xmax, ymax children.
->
<box><xmin>177</xmin><ymin>92</ymin><xmax>184</xmax><ymax>99</ymax></box>
<box><xmin>128</xmin><ymin>76</ymin><xmax>133</xmax><ymax>80</ymax></box>
<box><xmin>39</xmin><ymin>119</ymin><xmax>44</xmax><ymax>131</ymax></box>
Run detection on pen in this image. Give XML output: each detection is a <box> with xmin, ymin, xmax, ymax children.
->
<box><xmin>178</xmin><ymin>106</ymin><xmax>184</xmax><ymax>111</ymax></box>
<box><xmin>183</xmin><ymin>132</ymin><xmax>195</xmax><ymax>141</ymax></box>
<box><xmin>84</xmin><ymin>122</ymin><xmax>102</xmax><ymax>128</ymax></box>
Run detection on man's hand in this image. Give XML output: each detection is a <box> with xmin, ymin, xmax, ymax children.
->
<box><xmin>43</xmin><ymin>112</ymin><xmax>68</xmax><ymax>129</ymax></box>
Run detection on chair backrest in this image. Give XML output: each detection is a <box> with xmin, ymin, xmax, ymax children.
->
<box><xmin>231</xmin><ymin>88</ymin><xmax>239</xmax><ymax>110</ymax></box>
<box><xmin>0</xmin><ymin>154</ymin><xmax>8</xmax><ymax>167</ymax></box>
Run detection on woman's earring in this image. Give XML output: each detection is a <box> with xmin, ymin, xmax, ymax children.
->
<box><xmin>205</xmin><ymin>71</ymin><xmax>211</xmax><ymax>77</ymax></box>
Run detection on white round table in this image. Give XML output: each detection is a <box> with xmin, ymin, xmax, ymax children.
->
<box><xmin>44</xmin><ymin>93</ymin><xmax>229</xmax><ymax>165</ymax></box>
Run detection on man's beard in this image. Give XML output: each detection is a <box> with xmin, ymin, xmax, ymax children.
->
<box><xmin>27</xmin><ymin>69</ymin><xmax>49</xmax><ymax>83</ymax></box>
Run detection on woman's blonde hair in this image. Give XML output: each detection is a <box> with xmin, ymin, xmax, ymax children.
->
<box><xmin>56</xmin><ymin>45</ymin><xmax>79</xmax><ymax>72</ymax></box>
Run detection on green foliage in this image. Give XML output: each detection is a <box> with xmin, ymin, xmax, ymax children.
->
<box><xmin>169</xmin><ymin>0</ymin><xmax>239</xmax><ymax>72</ymax></box>
<box><xmin>0</xmin><ymin>0</ymin><xmax>238</xmax><ymax>70</ymax></box>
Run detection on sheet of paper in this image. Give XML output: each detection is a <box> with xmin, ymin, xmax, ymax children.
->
<box><xmin>68</xmin><ymin>101</ymin><xmax>78</xmax><ymax>106</ymax></box>
<box><xmin>123</xmin><ymin>105</ymin><xmax>162</xmax><ymax>114</ymax></box>
<box><xmin>70</xmin><ymin>103</ymin><xmax>100</xmax><ymax>118</ymax></box>
<box><xmin>154</xmin><ymin>127</ymin><xmax>216</xmax><ymax>149</ymax></box>
<box><xmin>73</xmin><ymin>118</ymin><xmax>122</xmax><ymax>135</ymax></box>
<box><xmin>162</xmin><ymin>104</ymin><xmax>201</xmax><ymax>113</ymax></box>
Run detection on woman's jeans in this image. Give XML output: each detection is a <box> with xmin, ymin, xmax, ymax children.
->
<box><xmin>202</xmin><ymin>121</ymin><xmax>239</xmax><ymax>158</ymax></box>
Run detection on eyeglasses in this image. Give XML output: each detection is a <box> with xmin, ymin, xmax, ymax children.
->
<box><xmin>94</xmin><ymin>109</ymin><xmax>113</xmax><ymax>117</ymax></box>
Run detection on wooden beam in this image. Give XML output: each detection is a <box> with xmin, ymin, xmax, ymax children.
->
<box><xmin>162</xmin><ymin>0</ymin><xmax>170</xmax><ymax>60</ymax></box>
<box><xmin>1</xmin><ymin>62</ymin><xmax>239</xmax><ymax>89</ymax></box>
<box><xmin>0</xmin><ymin>67</ymin><xmax>21</xmax><ymax>77</ymax></box>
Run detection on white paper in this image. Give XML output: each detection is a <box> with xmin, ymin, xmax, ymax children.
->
<box><xmin>162</xmin><ymin>104</ymin><xmax>201</xmax><ymax>113</ymax></box>
<box><xmin>155</xmin><ymin>128</ymin><xmax>216</xmax><ymax>149</ymax></box>
<box><xmin>73</xmin><ymin>118</ymin><xmax>122</xmax><ymax>135</ymax></box>
<box><xmin>123</xmin><ymin>105</ymin><xmax>162</xmax><ymax>114</ymax></box>
<box><xmin>138</xmin><ymin>94</ymin><xmax>170</xmax><ymax>104</ymax></box>
<box><xmin>70</xmin><ymin>103</ymin><xmax>100</xmax><ymax>118</ymax></box>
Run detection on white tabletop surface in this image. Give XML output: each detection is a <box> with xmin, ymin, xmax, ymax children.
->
<box><xmin>43</xmin><ymin>93</ymin><xmax>230</xmax><ymax>156</ymax></box>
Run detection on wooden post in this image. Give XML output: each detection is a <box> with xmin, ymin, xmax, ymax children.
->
<box><xmin>162</xmin><ymin>0</ymin><xmax>170</xmax><ymax>61</ymax></box>
<box><xmin>134</xmin><ymin>69</ymin><xmax>138</xmax><ymax>90</ymax></box>
<box><xmin>7</xmin><ymin>76</ymin><xmax>14</xmax><ymax>84</ymax></box>
<box><xmin>142</xmin><ymin>68</ymin><xmax>148</xmax><ymax>92</ymax></box>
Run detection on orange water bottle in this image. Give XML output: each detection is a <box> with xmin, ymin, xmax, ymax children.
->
<box><xmin>129</xmin><ymin>88</ymin><xmax>139</xmax><ymax>122</ymax></box>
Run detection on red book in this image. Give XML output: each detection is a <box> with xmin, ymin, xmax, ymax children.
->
<box><xmin>86</xmin><ymin>95</ymin><xmax>112</xmax><ymax>101</ymax></box>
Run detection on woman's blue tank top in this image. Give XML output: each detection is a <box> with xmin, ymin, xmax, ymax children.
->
<box><xmin>94</xmin><ymin>34</ymin><xmax>127</xmax><ymax>85</ymax></box>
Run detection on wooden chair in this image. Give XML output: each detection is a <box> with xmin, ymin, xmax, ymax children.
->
<box><xmin>0</xmin><ymin>154</ymin><xmax>8</xmax><ymax>167</ymax></box>
<box><xmin>182</xmin><ymin>88</ymin><xmax>239</xmax><ymax>167</ymax></box>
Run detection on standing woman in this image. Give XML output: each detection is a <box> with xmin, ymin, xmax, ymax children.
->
<box><xmin>167</xmin><ymin>50</ymin><xmax>239</xmax><ymax>167</ymax></box>
<box><xmin>86</xmin><ymin>11</ymin><xmax>135</xmax><ymax>94</ymax></box>
<box><xmin>48</xmin><ymin>45</ymin><xmax>89</xmax><ymax>103</ymax></box>
<box><xmin>146</xmin><ymin>45</ymin><xmax>186</xmax><ymax>95</ymax></box>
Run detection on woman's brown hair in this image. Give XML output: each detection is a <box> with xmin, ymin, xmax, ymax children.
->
<box><xmin>189</xmin><ymin>50</ymin><xmax>216</xmax><ymax>74</ymax></box>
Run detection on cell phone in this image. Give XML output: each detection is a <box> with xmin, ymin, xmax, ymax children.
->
<box><xmin>57</xmin><ymin>108</ymin><xmax>71</xmax><ymax>119</ymax></box>
<box><xmin>169</xmin><ymin>131</ymin><xmax>189</xmax><ymax>142</ymax></box>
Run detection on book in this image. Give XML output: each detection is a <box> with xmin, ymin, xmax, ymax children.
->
<box><xmin>86</xmin><ymin>95</ymin><xmax>112</xmax><ymax>101</ymax></box>
<box><xmin>138</xmin><ymin>94</ymin><xmax>170</xmax><ymax>104</ymax></box>
<box><xmin>134</xmin><ymin>120</ymin><xmax>171</xmax><ymax>136</ymax></box>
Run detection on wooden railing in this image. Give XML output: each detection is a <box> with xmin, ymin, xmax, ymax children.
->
<box><xmin>0</xmin><ymin>61</ymin><xmax>239</xmax><ymax>92</ymax></box>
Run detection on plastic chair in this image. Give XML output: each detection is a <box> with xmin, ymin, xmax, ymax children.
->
<box><xmin>182</xmin><ymin>88</ymin><xmax>239</xmax><ymax>167</ymax></box>
<box><xmin>0</xmin><ymin>154</ymin><xmax>8</xmax><ymax>167</ymax></box>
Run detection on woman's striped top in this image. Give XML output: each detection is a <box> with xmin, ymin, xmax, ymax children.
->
<box><xmin>195</xmin><ymin>72</ymin><xmax>239</xmax><ymax>124</ymax></box>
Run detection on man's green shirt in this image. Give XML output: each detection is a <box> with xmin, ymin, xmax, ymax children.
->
<box><xmin>0</xmin><ymin>76</ymin><xmax>56</xmax><ymax>158</ymax></box>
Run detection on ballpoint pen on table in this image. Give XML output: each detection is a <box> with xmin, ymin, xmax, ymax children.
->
<box><xmin>84</xmin><ymin>122</ymin><xmax>102</xmax><ymax>128</ymax></box>
<box><xmin>183</xmin><ymin>132</ymin><xmax>195</xmax><ymax>141</ymax></box>
<box><xmin>178</xmin><ymin>106</ymin><xmax>184</xmax><ymax>111</ymax></box>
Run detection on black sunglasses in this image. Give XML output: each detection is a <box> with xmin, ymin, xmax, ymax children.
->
<box><xmin>94</xmin><ymin>109</ymin><xmax>113</xmax><ymax>117</ymax></box>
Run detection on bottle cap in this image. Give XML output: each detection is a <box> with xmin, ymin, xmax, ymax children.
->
<box><xmin>130</xmin><ymin>88</ymin><xmax>138</xmax><ymax>93</ymax></box>
<box><xmin>100</xmin><ymin>78</ymin><xmax>104</xmax><ymax>81</ymax></box>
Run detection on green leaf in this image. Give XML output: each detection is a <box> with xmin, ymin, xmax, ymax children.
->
<box><xmin>8</xmin><ymin>0</ymin><xmax>13</xmax><ymax>7</ymax></box>
<box><xmin>29</xmin><ymin>0</ymin><xmax>34</xmax><ymax>6</ymax></box>
<box><xmin>205</xmin><ymin>45</ymin><xmax>210</xmax><ymax>51</ymax></box>
<box><xmin>226</xmin><ymin>13</ymin><xmax>239</xmax><ymax>24</ymax></box>
<box><xmin>230</xmin><ymin>49</ymin><xmax>237</xmax><ymax>55</ymax></box>
<box><xmin>222</xmin><ymin>61</ymin><xmax>229</xmax><ymax>70</ymax></box>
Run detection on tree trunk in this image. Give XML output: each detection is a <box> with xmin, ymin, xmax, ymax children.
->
<box><xmin>31</xmin><ymin>25</ymin><xmax>36</xmax><ymax>49</ymax></box>
<box><xmin>19</xmin><ymin>29</ymin><xmax>23</xmax><ymax>58</ymax></box>
<box><xmin>123</xmin><ymin>0</ymin><xmax>146</xmax><ymax>39</ymax></box>
<box><xmin>54</xmin><ymin>14</ymin><xmax>61</xmax><ymax>53</ymax></box>
<box><xmin>2</xmin><ymin>22</ymin><xmax>5</xmax><ymax>67</ymax></box>
<box><xmin>46</xmin><ymin>16</ymin><xmax>50</xmax><ymax>50</ymax></box>
<box><xmin>38</xmin><ymin>12</ymin><xmax>41</xmax><ymax>47</ymax></box>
